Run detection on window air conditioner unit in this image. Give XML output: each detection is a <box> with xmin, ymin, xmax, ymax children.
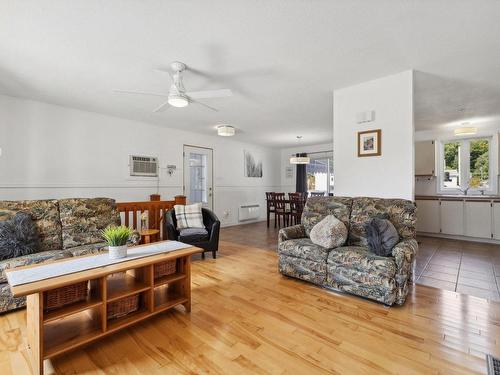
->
<box><xmin>129</xmin><ymin>155</ymin><xmax>158</xmax><ymax>177</ymax></box>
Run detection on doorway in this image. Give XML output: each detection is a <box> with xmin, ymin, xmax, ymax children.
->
<box><xmin>183</xmin><ymin>145</ymin><xmax>214</xmax><ymax>210</ymax></box>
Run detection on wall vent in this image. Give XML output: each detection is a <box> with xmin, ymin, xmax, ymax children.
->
<box><xmin>129</xmin><ymin>155</ymin><xmax>158</xmax><ymax>177</ymax></box>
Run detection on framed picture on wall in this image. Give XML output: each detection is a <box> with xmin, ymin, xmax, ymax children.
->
<box><xmin>244</xmin><ymin>150</ymin><xmax>263</xmax><ymax>177</ymax></box>
<box><xmin>357</xmin><ymin>129</ymin><xmax>381</xmax><ymax>157</ymax></box>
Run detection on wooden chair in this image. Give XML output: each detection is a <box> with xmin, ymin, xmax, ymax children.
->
<box><xmin>265</xmin><ymin>192</ymin><xmax>276</xmax><ymax>228</ymax></box>
<box><xmin>288</xmin><ymin>193</ymin><xmax>305</xmax><ymax>225</ymax></box>
<box><xmin>272</xmin><ymin>192</ymin><xmax>290</xmax><ymax>228</ymax></box>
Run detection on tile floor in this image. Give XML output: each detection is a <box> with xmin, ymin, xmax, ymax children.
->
<box><xmin>415</xmin><ymin>235</ymin><xmax>500</xmax><ymax>301</ymax></box>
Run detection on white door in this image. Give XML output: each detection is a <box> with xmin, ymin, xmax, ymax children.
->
<box><xmin>464</xmin><ymin>201</ymin><xmax>492</xmax><ymax>239</ymax></box>
<box><xmin>183</xmin><ymin>145</ymin><xmax>213</xmax><ymax>210</ymax></box>
<box><xmin>415</xmin><ymin>199</ymin><xmax>440</xmax><ymax>233</ymax></box>
<box><xmin>440</xmin><ymin>200</ymin><xmax>464</xmax><ymax>235</ymax></box>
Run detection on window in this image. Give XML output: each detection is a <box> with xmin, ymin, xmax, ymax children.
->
<box><xmin>440</xmin><ymin>137</ymin><xmax>492</xmax><ymax>193</ymax></box>
<box><xmin>306</xmin><ymin>152</ymin><xmax>334</xmax><ymax>195</ymax></box>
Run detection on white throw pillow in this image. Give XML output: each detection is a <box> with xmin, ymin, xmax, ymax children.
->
<box><xmin>309</xmin><ymin>214</ymin><xmax>347</xmax><ymax>249</ymax></box>
<box><xmin>174</xmin><ymin>203</ymin><xmax>205</xmax><ymax>229</ymax></box>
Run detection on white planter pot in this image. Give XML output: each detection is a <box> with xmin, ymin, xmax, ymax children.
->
<box><xmin>108</xmin><ymin>245</ymin><xmax>128</xmax><ymax>259</ymax></box>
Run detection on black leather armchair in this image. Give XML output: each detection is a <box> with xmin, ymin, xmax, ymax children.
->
<box><xmin>163</xmin><ymin>208</ymin><xmax>220</xmax><ymax>259</ymax></box>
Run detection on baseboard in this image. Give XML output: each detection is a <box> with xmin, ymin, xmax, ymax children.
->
<box><xmin>417</xmin><ymin>231</ymin><xmax>500</xmax><ymax>245</ymax></box>
<box><xmin>220</xmin><ymin>218</ymin><xmax>268</xmax><ymax>228</ymax></box>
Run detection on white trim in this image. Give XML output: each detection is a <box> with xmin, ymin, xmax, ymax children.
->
<box><xmin>418</xmin><ymin>232</ymin><xmax>500</xmax><ymax>245</ymax></box>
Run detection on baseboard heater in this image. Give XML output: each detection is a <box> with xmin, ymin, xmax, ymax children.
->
<box><xmin>239</xmin><ymin>204</ymin><xmax>260</xmax><ymax>222</ymax></box>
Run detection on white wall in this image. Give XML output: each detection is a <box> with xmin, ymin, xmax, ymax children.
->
<box><xmin>0</xmin><ymin>94</ymin><xmax>281</xmax><ymax>226</ymax></box>
<box><xmin>333</xmin><ymin>70</ymin><xmax>414</xmax><ymax>200</ymax></box>
<box><xmin>280</xmin><ymin>143</ymin><xmax>332</xmax><ymax>192</ymax></box>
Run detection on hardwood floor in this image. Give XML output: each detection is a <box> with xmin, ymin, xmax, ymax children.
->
<box><xmin>223</xmin><ymin>220</ymin><xmax>500</xmax><ymax>301</ymax></box>
<box><xmin>1</xmin><ymin>225</ymin><xmax>500</xmax><ymax>374</ymax></box>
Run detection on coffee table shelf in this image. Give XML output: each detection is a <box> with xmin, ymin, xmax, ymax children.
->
<box><xmin>106</xmin><ymin>272</ymin><xmax>150</xmax><ymax>302</ymax></box>
<box><xmin>7</xmin><ymin>242</ymin><xmax>201</xmax><ymax>375</ymax></box>
<box><xmin>43</xmin><ymin>296</ymin><xmax>103</xmax><ymax>323</ymax></box>
<box><xmin>154</xmin><ymin>272</ymin><xmax>186</xmax><ymax>287</ymax></box>
<box><xmin>44</xmin><ymin>307</ymin><xmax>103</xmax><ymax>358</ymax></box>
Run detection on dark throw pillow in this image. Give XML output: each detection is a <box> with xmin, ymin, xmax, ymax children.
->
<box><xmin>364</xmin><ymin>217</ymin><xmax>399</xmax><ymax>257</ymax></box>
<box><xmin>0</xmin><ymin>211</ymin><xmax>40</xmax><ymax>261</ymax></box>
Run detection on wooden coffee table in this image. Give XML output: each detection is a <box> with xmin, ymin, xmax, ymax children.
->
<box><xmin>6</xmin><ymin>242</ymin><xmax>201</xmax><ymax>375</ymax></box>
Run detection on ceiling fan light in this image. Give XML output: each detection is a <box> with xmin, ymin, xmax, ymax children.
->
<box><xmin>454</xmin><ymin>127</ymin><xmax>477</xmax><ymax>136</ymax></box>
<box><xmin>167</xmin><ymin>94</ymin><xmax>189</xmax><ymax>108</ymax></box>
<box><xmin>217</xmin><ymin>125</ymin><xmax>235</xmax><ymax>137</ymax></box>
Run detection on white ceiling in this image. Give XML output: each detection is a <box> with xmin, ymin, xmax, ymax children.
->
<box><xmin>1</xmin><ymin>1</ymin><xmax>500</xmax><ymax>147</ymax></box>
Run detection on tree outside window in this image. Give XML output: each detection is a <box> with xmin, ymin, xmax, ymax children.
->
<box><xmin>441</xmin><ymin>138</ymin><xmax>490</xmax><ymax>192</ymax></box>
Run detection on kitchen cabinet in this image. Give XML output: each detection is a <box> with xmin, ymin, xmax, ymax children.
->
<box><xmin>493</xmin><ymin>203</ymin><xmax>500</xmax><ymax>240</ymax></box>
<box><xmin>464</xmin><ymin>201</ymin><xmax>492</xmax><ymax>238</ymax></box>
<box><xmin>415</xmin><ymin>199</ymin><xmax>440</xmax><ymax>233</ymax></box>
<box><xmin>440</xmin><ymin>200</ymin><xmax>464</xmax><ymax>235</ymax></box>
<box><xmin>415</xmin><ymin>141</ymin><xmax>435</xmax><ymax>176</ymax></box>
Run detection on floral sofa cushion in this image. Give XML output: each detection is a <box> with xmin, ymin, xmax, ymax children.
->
<box><xmin>301</xmin><ymin>196</ymin><xmax>352</xmax><ymax>237</ymax></box>
<box><xmin>59</xmin><ymin>198</ymin><xmax>121</xmax><ymax>249</ymax></box>
<box><xmin>327</xmin><ymin>246</ymin><xmax>397</xmax><ymax>279</ymax></box>
<box><xmin>348</xmin><ymin>197</ymin><xmax>416</xmax><ymax>247</ymax></box>
<box><xmin>278</xmin><ymin>238</ymin><xmax>331</xmax><ymax>263</ymax></box>
<box><xmin>0</xmin><ymin>200</ymin><xmax>62</xmax><ymax>252</ymax></box>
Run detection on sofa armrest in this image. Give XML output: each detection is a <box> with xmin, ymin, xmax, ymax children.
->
<box><xmin>391</xmin><ymin>238</ymin><xmax>418</xmax><ymax>303</ymax></box>
<box><xmin>278</xmin><ymin>224</ymin><xmax>306</xmax><ymax>243</ymax></box>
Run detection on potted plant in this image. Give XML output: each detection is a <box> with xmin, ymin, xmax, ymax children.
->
<box><xmin>101</xmin><ymin>226</ymin><xmax>133</xmax><ymax>259</ymax></box>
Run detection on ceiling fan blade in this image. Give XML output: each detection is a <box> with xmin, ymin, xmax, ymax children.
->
<box><xmin>188</xmin><ymin>98</ymin><xmax>218</xmax><ymax>112</ymax></box>
<box><xmin>185</xmin><ymin>89</ymin><xmax>232</xmax><ymax>99</ymax></box>
<box><xmin>153</xmin><ymin>68</ymin><xmax>174</xmax><ymax>81</ymax></box>
<box><xmin>113</xmin><ymin>89</ymin><xmax>169</xmax><ymax>97</ymax></box>
<box><xmin>152</xmin><ymin>100</ymin><xmax>170</xmax><ymax>113</ymax></box>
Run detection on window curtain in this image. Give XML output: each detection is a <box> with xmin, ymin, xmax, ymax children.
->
<box><xmin>295</xmin><ymin>153</ymin><xmax>308</xmax><ymax>193</ymax></box>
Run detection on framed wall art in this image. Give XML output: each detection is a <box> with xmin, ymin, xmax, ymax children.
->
<box><xmin>357</xmin><ymin>129</ymin><xmax>381</xmax><ymax>157</ymax></box>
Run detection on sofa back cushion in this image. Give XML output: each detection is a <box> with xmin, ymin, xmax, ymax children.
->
<box><xmin>302</xmin><ymin>197</ymin><xmax>352</xmax><ymax>237</ymax></box>
<box><xmin>0</xmin><ymin>211</ymin><xmax>40</xmax><ymax>261</ymax></box>
<box><xmin>59</xmin><ymin>198</ymin><xmax>121</xmax><ymax>249</ymax></box>
<box><xmin>0</xmin><ymin>200</ymin><xmax>62</xmax><ymax>252</ymax></box>
<box><xmin>348</xmin><ymin>197</ymin><xmax>416</xmax><ymax>247</ymax></box>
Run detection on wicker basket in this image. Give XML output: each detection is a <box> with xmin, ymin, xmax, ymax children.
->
<box><xmin>44</xmin><ymin>281</ymin><xmax>88</xmax><ymax>311</ymax></box>
<box><xmin>154</xmin><ymin>260</ymin><xmax>177</xmax><ymax>279</ymax></box>
<box><xmin>107</xmin><ymin>294</ymin><xmax>140</xmax><ymax>320</ymax></box>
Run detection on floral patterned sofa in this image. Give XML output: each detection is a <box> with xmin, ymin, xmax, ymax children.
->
<box><xmin>0</xmin><ymin>198</ymin><xmax>121</xmax><ymax>313</ymax></box>
<box><xmin>278</xmin><ymin>196</ymin><xmax>417</xmax><ymax>306</ymax></box>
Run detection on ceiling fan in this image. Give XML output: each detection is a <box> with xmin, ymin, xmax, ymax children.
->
<box><xmin>114</xmin><ymin>61</ymin><xmax>232</xmax><ymax>112</ymax></box>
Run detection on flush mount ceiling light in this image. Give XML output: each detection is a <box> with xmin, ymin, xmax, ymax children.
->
<box><xmin>290</xmin><ymin>136</ymin><xmax>310</xmax><ymax>164</ymax></box>
<box><xmin>454</xmin><ymin>124</ymin><xmax>477</xmax><ymax>136</ymax></box>
<box><xmin>217</xmin><ymin>124</ymin><xmax>235</xmax><ymax>137</ymax></box>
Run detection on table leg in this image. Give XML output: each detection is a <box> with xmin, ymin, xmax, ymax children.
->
<box><xmin>27</xmin><ymin>293</ymin><xmax>43</xmax><ymax>375</ymax></box>
<box><xmin>182</xmin><ymin>255</ymin><xmax>192</xmax><ymax>313</ymax></box>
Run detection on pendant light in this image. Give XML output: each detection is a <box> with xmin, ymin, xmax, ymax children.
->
<box><xmin>289</xmin><ymin>136</ymin><xmax>310</xmax><ymax>164</ymax></box>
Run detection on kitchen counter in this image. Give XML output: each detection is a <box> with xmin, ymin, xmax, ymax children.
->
<box><xmin>416</xmin><ymin>195</ymin><xmax>500</xmax><ymax>202</ymax></box>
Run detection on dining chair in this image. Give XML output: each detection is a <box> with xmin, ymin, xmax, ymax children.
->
<box><xmin>289</xmin><ymin>193</ymin><xmax>304</xmax><ymax>225</ymax></box>
<box><xmin>265</xmin><ymin>192</ymin><xmax>276</xmax><ymax>228</ymax></box>
<box><xmin>273</xmin><ymin>192</ymin><xmax>290</xmax><ymax>228</ymax></box>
